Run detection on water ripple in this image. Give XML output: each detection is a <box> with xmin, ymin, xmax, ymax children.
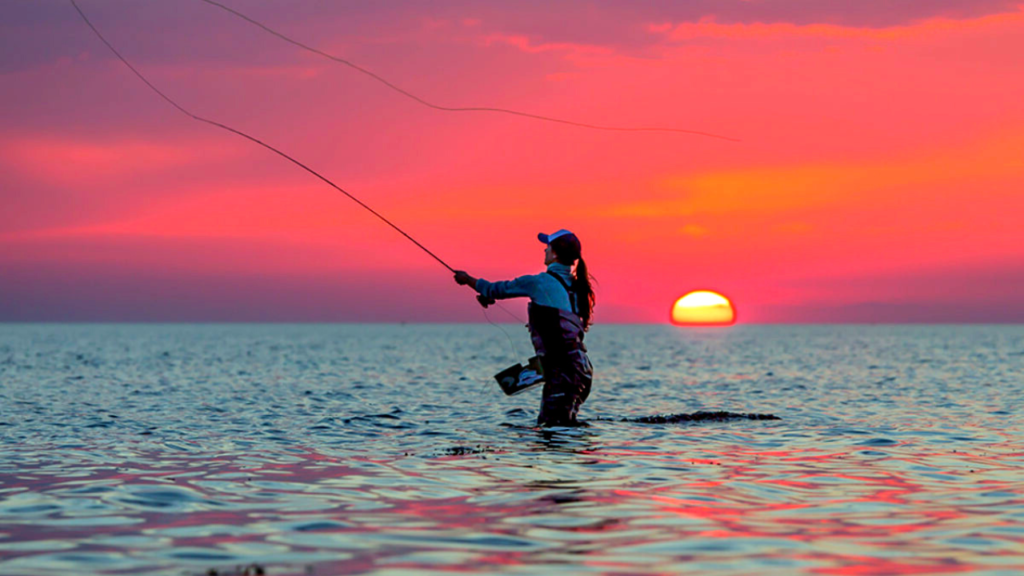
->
<box><xmin>1</xmin><ymin>324</ymin><xmax>1023</xmax><ymax>574</ymax></box>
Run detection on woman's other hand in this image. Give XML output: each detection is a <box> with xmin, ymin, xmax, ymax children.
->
<box><xmin>476</xmin><ymin>295</ymin><xmax>496</xmax><ymax>308</ymax></box>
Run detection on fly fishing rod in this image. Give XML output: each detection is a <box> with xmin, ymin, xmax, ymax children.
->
<box><xmin>70</xmin><ymin>0</ymin><xmax>456</xmax><ymax>274</ymax></box>
<box><xmin>71</xmin><ymin>0</ymin><xmax>536</xmax><ymax>346</ymax></box>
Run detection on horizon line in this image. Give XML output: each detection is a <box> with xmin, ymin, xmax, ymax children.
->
<box><xmin>1</xmin><ymin>321</ymin><xmax>1022</xmax><ymax>326</ymax></box>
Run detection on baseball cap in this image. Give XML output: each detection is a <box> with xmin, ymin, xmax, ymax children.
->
<box><xmin>537</xmin><ymin>229</ymin><xmax>575</xmax><ymax>244</ymax></box>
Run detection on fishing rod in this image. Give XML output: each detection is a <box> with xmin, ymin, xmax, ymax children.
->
<box><xmin>71</xmin><ymin>0</ymin><xmax>531</xmax><ymax>349</ymax></box>
<box><xmin>70</xmin><ymin>0</ymin><xmax>456</xmax><ymax>275</ymax></box>
<box><xmin>197</xmin><ymin>0</ymin><xmax>739</xmax><ymax>142</ymax></box>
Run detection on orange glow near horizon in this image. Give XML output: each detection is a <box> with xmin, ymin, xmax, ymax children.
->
<box><xmin>1</xmin><ymin>2</ymin><xmax>1024</xmax><ymax>322</ymax></box>
<box><xmin>671</xmin><ymin>291</ymin><xmax>737</xmax><ymax>326</ymax></box>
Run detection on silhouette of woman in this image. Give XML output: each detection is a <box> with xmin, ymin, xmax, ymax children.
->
<box><xmin>454</xmin><ymin>230</ymin><xmax>595</xmax><ymax>426</ymax></box>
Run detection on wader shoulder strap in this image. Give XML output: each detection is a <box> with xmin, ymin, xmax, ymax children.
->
<box><xmin>545</xmin><ymin>271</ymin><xmax>578</xmax><ymax>315</ymax></box>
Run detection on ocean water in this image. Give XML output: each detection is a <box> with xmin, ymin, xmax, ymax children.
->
<box><xmin>1</xmin><ymin>323</ymin><xmax>1022</xmax><ymax>575</ymax></box>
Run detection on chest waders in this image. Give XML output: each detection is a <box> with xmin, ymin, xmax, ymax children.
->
<box><xmin>527</xmin><ymin>272</ymin><xmax>594</xmax><ymax>426</ymax></box>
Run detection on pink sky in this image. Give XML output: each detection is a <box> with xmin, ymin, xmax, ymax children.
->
<box><xmin>1</xmin><ymin>0</ymin><xmax>1022</xmax><ymax>322</ymax></box>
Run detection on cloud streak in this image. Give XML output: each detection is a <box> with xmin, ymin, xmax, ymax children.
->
<box><xmin>653</xmin><ymin>7</ymin><xmax>1024</xmax><ymax>41</ymax></box>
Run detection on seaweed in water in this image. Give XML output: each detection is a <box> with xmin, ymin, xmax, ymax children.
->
<box><xmin>203</xmin><ymin>564</ymin><xmax>265</xmax><ymax>576</ymax></box>
<box><xmin>615</xmin><ymin>410</ymin><xmax>780</xmax><ymax>424</ymax></box>
<box><xmin>433</xmin><ymin>445</ymin><xmax>497</xmax><ymax>456</ymax></box>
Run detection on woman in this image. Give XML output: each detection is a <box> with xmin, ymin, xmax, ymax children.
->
<box><xmin>454</xmin><ymin>229</ymin><xmax>595</xmax><ymax>426</ymax></box>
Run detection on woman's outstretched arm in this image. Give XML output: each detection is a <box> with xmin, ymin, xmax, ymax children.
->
<box><xmin>453</xmin><ymin>270</ymin><xmax>535</xmax><ymax>300</ymax></box>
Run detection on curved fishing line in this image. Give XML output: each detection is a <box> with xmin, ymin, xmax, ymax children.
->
<box><xmin>198</xmin><ymin>0</ymin><xmax>739</xmax><ymax>142</ymax></box>
<box><xmin>73</xmin><ymin>0</ymin><xmax>532</xmax><ymax>370</ymax></box>
<box><xmin>481</xmin><ymin>307</ymin><xmax>522</xmax><ymax>362</ymax></box>
<box><xmin>491</xmin><ymin>300</ymin><xmax>526</xmax><ymax>325</ymax></box>
<box><xmin>70</xmin><ymin>0</ymin><xmax>455</xmax><ymax>274</ymax></box>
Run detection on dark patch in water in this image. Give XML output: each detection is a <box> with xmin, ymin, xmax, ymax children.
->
<box><xmin>342</xmin><ymin>410</ymin><xmax>404</xmax><ymax>425</ymax></box>
<box><xmin>857</xmin><ymin>437</ymin><xmax>897</xmax><ymax>446</ymax></box>
<box><xmin>294</xmin><ymin>520</ymin><xmax>349</xmax><ymax>532</ymax></box>
<box><xmin>198</xmin><ymin>564</ymin><xmax>265</xmax><ymax>576</ymax></box>
<box><xmin>434</xmin><ymin>445</ymin><xmax>496</xmax><ymax>456</ymax></box>
<box><xmin>611</xmin><ymin>411</ymin><xmax>781</xmax><ymax>424</ymax></box>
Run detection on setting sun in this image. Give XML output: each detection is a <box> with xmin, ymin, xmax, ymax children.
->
<box><xmin>671</xmin><ymin>291</ymin><xmax>737</xmax><ymax>326</ymax></box>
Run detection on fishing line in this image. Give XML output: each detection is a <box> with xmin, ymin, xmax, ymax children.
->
<box><xmin>73</xmin><ymin>1</ymin><xmax>609</xmax><ymax>388</ymax></box>
<box><xmin>74</xmin><ymin>0</ymin><xmax>536</xmax><ymax>373</ymax></box>
<box><xmin>197</xmin><ymin>0</ymin><xmax>739</xmax><ymax>142</ymax></box>
<box><xmin>70</xmin><ymin>0</ymin><xmax>455</xmax><ymax>274</ymax></box>
<box><xmin>481</xmin><ymin>307</ymin><xmax>522</xmax><ymax>362</ymax></box>
<box><xmin>493</xmin><ymin>302</ymin><xmax>526</xmax><ymax>324</ymax></box>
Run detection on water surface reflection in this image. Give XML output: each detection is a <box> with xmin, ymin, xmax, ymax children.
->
<box><xmin>1</xmin><ymin>324</ymin><xmax>1022</xmax><ymax>574</ymax></box>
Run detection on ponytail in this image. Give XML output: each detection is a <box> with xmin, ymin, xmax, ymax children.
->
<box><xmin>572</xmin><ymin>256</ymin><xmax>596</xmax><ymax>331</ymax></box>
<box><xmin>550</xmin><ymin>234</ymin><xmax>596</xmax><ymax>330</ymax></box>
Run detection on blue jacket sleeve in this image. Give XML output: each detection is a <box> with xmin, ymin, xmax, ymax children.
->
<box><xmin>475</xmin><ymin>274</ymin><xmax>538</xmax><ymax>300</ymax></box>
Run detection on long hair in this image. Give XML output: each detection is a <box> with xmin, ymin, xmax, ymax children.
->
<box><xmin>551</xmin><ymin>235</ymin><xmax>596</xmax><ymax>331</ymax></box>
